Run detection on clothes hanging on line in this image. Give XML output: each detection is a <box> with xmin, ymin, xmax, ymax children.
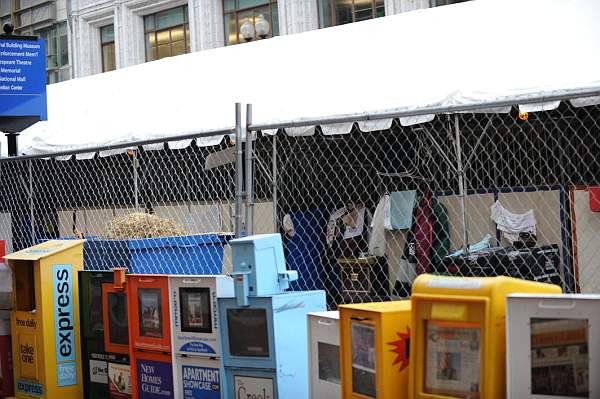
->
<box><xmin>389</xmin><ymin>190</ymin><xmax>417</xmax><ymax>230</ymax></box>
<box><xmin>402</xmin><ymin>194</ymin><xmax>450</xmax><ymax>277</ymax></box>
<box><xmin>490</xmin><ymin>201</ymin><xmax>536</xmax><ymax>243</ymax></box>
<box><xmin>369</xmin><ymin>194</ymin><xmax>389</xmax><ymax>257</ymax></box>
<box><xmin>326</xmin><ymin>204</ymin><xmax>372</xmax><ymax>257</ymax></box>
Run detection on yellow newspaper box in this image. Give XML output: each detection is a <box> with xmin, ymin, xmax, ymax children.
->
<box><xmin>339</xmin><ymin>301</ymin><xmax>411</xmax><ymax>399</ymax></box>
<box><xmin>409</xmin><ymin>274</ymin><xmax>561</xmax><ymax>399</ymax></box>
<box><xmin>5</xmin><ymin>240</ymin><xmax>85</xmax><ymax>399</ymax></box>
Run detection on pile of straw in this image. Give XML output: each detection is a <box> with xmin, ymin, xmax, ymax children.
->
<box><xmin>105</xmin><ymin>212</ymin><xmax>185</xmax><ymax>239</ymax></box>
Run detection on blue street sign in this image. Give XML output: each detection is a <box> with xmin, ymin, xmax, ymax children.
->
<box><xmin>0</xmin><ymin>37</ymin><xmax>47</xmax><ymax>120</ymax></box>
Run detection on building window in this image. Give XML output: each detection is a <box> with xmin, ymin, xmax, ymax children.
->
<box><xmin>144</xmin><ymin>6</ymin><xmax>190</xmax><ymax>62</ymax></box>
<box><xmin>101</xmin><ymin>25</ymin><xmax>116</xmax><ymax>72</ymax></box>
<box><xmin>318</xmin><ymin>0</ymin><xmax>384</xmax><ymax>28</ymax></box>
<box><xmin>223</xmin><ymin>0</ymin><xmax>279</xmax><ymax>46</ymax></box>
<box><xmin>0</xmin><ymin>0</ymin><xmax>10</xmax><ymax>17</ymax></box>
<box><xmin>430</xmin><ymin>0</ymin><xmax>470</xmax><ymax>6</ymax></box>
<box><xmin>36</xmin><ymin>22</ymin><xmax>69</xmax><ymax>83</ymax></box>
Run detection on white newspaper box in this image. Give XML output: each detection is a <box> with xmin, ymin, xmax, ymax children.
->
<box><xmin>169</xmin><ymin>275</ymin><xmax>234</xmax><ymax>399</ymax></box>
<box><xmin>507</xmin><ymin>294</ymin><xmax>600</xmax><ymax>399</ymax></box>
<box><xmin>308</xmin><ymin>311</ymin><xmax>341</xmax><ymax>399</ymax></box>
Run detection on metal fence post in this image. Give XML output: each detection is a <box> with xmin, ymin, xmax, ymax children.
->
<box><xmin>132</xmin><ymin>149</ymin><xmax>139</xmax><ymax>211</ymax></box>
<box><xmin>29</xmin><ymin>159</ymin><xmax>35</xmax><ymax>245</ymax></box>
<box><xmin>272</xmin><ymin>134</ymin><xmax>278</xmax><ymax>234</ymax></box>
<box><xmin>235</xmin><ymin>103</ymin><xmax>243</xmax><ymax>237</ymax></box>
<box><xmin>245</xmin><ymin>104</ymin><xmax>254</xmax><ymax>236</ymax></box>
<box><xmin>454</xmin><ymin>114</ymin><xmax>470</xmax><ymax>255</ymax></box>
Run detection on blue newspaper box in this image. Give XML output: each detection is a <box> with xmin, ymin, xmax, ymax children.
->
<box><xmin>219</xmin><ymin>234</ymin><xmax>326</xmax><ymax>399</ymax></box>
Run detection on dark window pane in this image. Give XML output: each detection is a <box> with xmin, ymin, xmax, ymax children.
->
<box><xmin>318</xmin><ymin>0</ymin><xmax>333</xmax><ymax>28</ymax></box>
<box><xmin>101</xmin><ymin>24</ymin><xmax>114</xmax><ymax>44</ymax></box>
<box><xmin>271</xmin><ymin>4</ymin><xmax>279</xmax><ymax>36</ymax></box>
<box><xmin>354</xmin><ymin>0</ymin><xmax>374</xmax><ymax>21</ymax></box>
<box><xmin>156</xmin><ymin>6</ymin><xmax>184</xmax><ymax>30</ymax></box>
<box><xmin>223</xmin><ymin>0</ymin><xmax>235</xmax><ymax>11</ymax></box>
<box><xmin>108</xmin><ymin>292</ymin><xmax>129</xmax><ymax>345</ymax></box>
<box><xmin>223</xmin><ymin>0</ymin><xmax>278</xmax><ymax>45</ymax></box>
<box><xmin>224</xmin><ymin>13</ymin><xmax>236</xmax><ymax>45</ymax></box>
<box><xmin>89</xmin><ymin>280</ymin><xmax>104</xmax><ymax>333</ymax></box>
<box><xmin>145</xmin><ymin>33</ymin><xmax>155</xmax><ymax>61</ymax></box>
<box><xmin>144</xmin><ymin>15</ymin><xmax>154</xmax><ymax>32</ymax></box>
<box><xmin>239</xmin><ymin>0</ymin><xmax>269</xmax><ymax>9</ymax></box>
<box><xmin>318</xmin><ymin>342</ymin><xmax>340</xmax><ymax>384</ymax></box>
<box><xmin>376</xmin><ymin>0</ymin><xmax>385</xmax><ymax>18</ymax></box>
<box><xmin>227</xmin><ymin>308</ymin><xmax>270</xmax><ymax>357</ymax></box>
<box><xmin>432</xmin><ymin>0</ymin><xmax>470</xmax><ymax>5</ymax></box>
<box><xmin>335</xmin><ymin>0</ymin><xmax>352</xmax><ymax>25</ymax></box>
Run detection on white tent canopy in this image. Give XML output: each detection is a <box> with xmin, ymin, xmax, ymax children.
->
<box><xmin>16</xmin><ymin>0</ymin><xmax>600</xmax><ymax>156</ymax></box>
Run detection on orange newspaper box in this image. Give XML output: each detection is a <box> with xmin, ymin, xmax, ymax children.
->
<box><xmin>127</xmin><ymin>275</ymin><xmax>173</xmax><ymax>399</ymax></box>
<box><xmin>409</xmin><ymin>274</ymin><xmax>561</xmax><ymax>399</ymax></box>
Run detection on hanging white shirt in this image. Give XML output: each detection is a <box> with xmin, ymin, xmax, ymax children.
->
<box><xmin>490</xmin><ymin>201</ymin><xmax>536</xmax><ymax>243</ymax></box>
<box><xmin>369</xmin><ymin>195</ymin><xmax>389</xmax><ymax>256</ymax></box>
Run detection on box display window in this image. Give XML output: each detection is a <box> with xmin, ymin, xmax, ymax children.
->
<box><xmin>424</xmin><ymin>321</ymin><xmax>481</xmax><ymax>399</ymax></box>
<box><xmin>15</xmin><ymin>261</ymin><xmax>35</xmax><ymax>311</ymax></box>
<box><xmin>530</xmin><ymin>318</ymin><xmax>589</xmax><ymax>397</ymax></box>
<box><xmin>318</xmin><ymin>342</ymin><xmax>340</xmax><ymax>384</ymax></box>
<box><xmin>351</xmin><ymin>322</ymin><xmax>376</xmax><ymax>398</ymax></box>
<box><xmin>227</xmin><ymin>308</ymin><xmax>269</xmax><ymax>357</ymax></box>
<box><xmin>108</xmin><ymin>292</ymin><xmax>129</xmax><ymax>346</ymax></box>
<box><xmin>89</xmin><ymin>279</ymin><xmax>104</xmax><ymax>334</ymax></box>
<box><xmin>138</xmin><ymin>288</ymin><xmax>163</xmax><ymax>339</ymax></box>
<box><xmin>179</xmin><ymin>287</ymin><xmax>212</xmax><ymax>334</ymax></box>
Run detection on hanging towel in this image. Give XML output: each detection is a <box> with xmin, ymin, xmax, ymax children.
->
<box><xmin>389</xmin><ymin>190</ymin><xmax>417</xmax><ymax>230</ymax></box>
<box><xmin>369</xmin><ymin>195</ymin><xmax>389</xmax><ymax>256</ymax></box>
<box><xmin>490</xmin><ymin>201</ymin><xmax>537</xmax><ymax>243</ymax></box>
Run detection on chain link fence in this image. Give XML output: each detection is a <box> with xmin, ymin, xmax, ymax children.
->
<box><xmin>1</xmin><ymin>96</ymin><xmax>599</xmax><ymax>309</ymax></box>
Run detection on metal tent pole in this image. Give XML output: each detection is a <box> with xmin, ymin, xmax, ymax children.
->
<box><xmin>454</xmin><ymin>114</ymin><xmax>470</xmax><ymax>255</ymax></box>
<box><xmin>132</xmin><ymin>150</ymin><xmax>139</xmax><ymax>211</ymax></box>
<box><xmin>272</xmin><ymin>135</ymin><xmax>278</xmax><ymax>233</ymax></box>
<box><xmin>234</xmin><ymin>103</ymin><xmax>243</xmax><ymax>237</ymax></box>
<box><xmin>245</xmin><ymin>104</ymin><xmax>254</xmax><ymax>235</ymax></box>
<box><xmin>29</xmin><ymin>160</ymin><xmax>35</xmax><ymax>245</ymax></box>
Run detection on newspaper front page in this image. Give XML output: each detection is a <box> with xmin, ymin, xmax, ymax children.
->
<box><xmin>425</xmin><ymin>321</ymin><xmax>481</xmax><ymax>399</ymax></box>
<box><xmin>530</xmin><ymin>318</ymin><xmax>589</xmax><ymax>397</ymax></box>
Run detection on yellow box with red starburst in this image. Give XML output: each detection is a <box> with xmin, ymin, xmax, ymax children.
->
<box><xmin>409</xmin><ymin>274</ymin><xmax>561</xmax><ymax>399</ymax></box>
<box><xmin>339</xmin><ymin>300</ymin><xmax>411</xmax><ymax>399</ymax></box>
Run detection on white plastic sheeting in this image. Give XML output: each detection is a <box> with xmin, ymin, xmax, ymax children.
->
<box><xmin>16</xmin><ymin>0</ymin><xmax>600</xmax><ymax>156</ymax></box>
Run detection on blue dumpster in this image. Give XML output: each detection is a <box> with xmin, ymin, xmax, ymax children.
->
<box><xmin>83</xmin><ymin>234</ymin><xmax>232</xmax><ymax>274</ymax></box>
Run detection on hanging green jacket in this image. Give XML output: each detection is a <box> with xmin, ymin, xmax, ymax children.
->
<box><xmin>431</xmin><ymin>198</ymin><xmax>450</xmax><ymax>265</ymax></box>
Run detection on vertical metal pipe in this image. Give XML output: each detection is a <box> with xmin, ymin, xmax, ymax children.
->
<box><xmin>29</xmin><ymin>160</ymin><xmax>35</xmax><ymax>245</ymax></box>
<box><xmin>7</xmin><ymin>133</ymin><xmax>19</xmax><ymax>157</ymax></box>
<box><xmin>235</xmin><ymin>103</ymin><xmax>243</xmax><ymax>237</ymax></box>
<box><xmin>245</xmin><ymin>104</ymin><xmax>254</xmax><ymax>236</ymax></box>
<box><xmin>133</xmin><ymin>149</ymin><xmax>139</xmax><ymax>211</ymax></box>
<box><xmin>455</xmin><ymin>114</ymin><xmax>469</xmax><ymax>254</ymax></box>
<box><xmin>272</xmin><ymin>135</ymin><xmax>278</xmax><ymax>233</ymax></box>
